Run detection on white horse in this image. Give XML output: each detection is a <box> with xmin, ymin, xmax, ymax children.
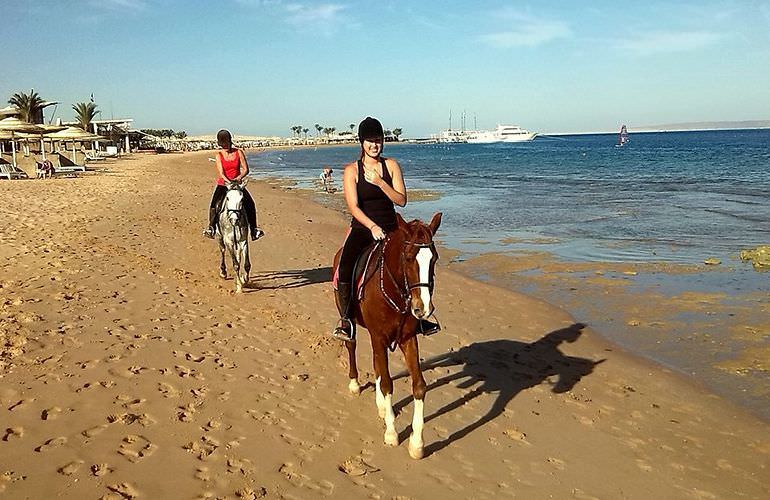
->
<box><xmin>216</xmin><ymin>181</ymin><xmax>251</xmax><ymax>292</ymax></box>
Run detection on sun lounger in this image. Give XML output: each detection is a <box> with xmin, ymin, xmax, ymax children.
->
<box><xmin>84</xmin><ymin>152</ymin><xmax>107</xmax><ymax>162</ymax></box>
<box><xmin>55</xmin><ymin>154</ymin><xmax>86</xmax><ymax>172</ymax></box>
<box><xmin>0</xmin><ymin>163</ymin><xmax>29</xmax><ymax>180</ymax></box>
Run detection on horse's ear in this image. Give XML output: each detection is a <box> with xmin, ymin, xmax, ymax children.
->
<box><xmin>396</xmin><ymin>213</ymin><xmax>408</xmax><ymax>229</ymax></box>
<box><xmin>428</xmin><ymin>212</ymin><xmax>442</xmax><ymax>235</ymax></box>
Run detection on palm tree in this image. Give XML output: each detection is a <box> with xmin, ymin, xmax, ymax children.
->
<box><xmin>349</xmin><ymin>123</ymin><xmax>355</xmax><ymax>133</ymax></box>
<box><xmin>392</xmin><ymin>128</ymin><xmax>403</xmax><ymax>141</ymax></box>
<box><xmin>72</xmin><ymin>102</ymin><xmax>99</xmax><ymax>131</ymax></box>
<box><xmin>315</xmin><ymin>124</ymin><xmax>322</xmax><ymax>137</ymax></box>
<box><xmin>8</xmin><ymin>89</ymin><xmax>45</xmax><ymax>123</ymax></box>
<box><xmin>302</xmin><ymin>127</ymin><xmax>309</xmax><ymax>142</ymax></box>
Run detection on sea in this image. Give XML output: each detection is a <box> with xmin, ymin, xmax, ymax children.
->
<box><xmin>246</xmin><ymin>129</ymin><xmax>770</xmax><ymax>421</ymax></box>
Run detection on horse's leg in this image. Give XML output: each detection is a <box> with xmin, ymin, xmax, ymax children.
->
<box><xmin>373</xmin><ymin>341</ymin><xmax>398</xmax><ymax>446</ymax></box>
<box><xmin>218</xmin><ymin>236</ymin><xmax>227</xmax><ymax>279</ymax></box>
<box><xmin>400</xmin><ymin>335</ymin><xmax>427</xmax><ymax>459</ymax></box>
<box><xmin>346</xmin><ymin>340</ymin><xmax>360</xmax><ymax>395</ymax></box>
<box><xmin>243</xmin><ymin>239</ymin><xmax>251</xmax><ymax>284</ymax></box>
<box><xmin>236</xmin><ymin>238</ymin><xmax>249</xmax><ymax>290</ymax></box>
<box><xmin>231</xmin><ymin>244</ymin><xmax>242</xmax><ymax>293</ymax></box>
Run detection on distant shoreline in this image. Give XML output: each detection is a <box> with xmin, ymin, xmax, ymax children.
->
<box><xmin>544</xmin><ymin>122</ymin><xmax>770</xmax><ymax>136</ymax></box>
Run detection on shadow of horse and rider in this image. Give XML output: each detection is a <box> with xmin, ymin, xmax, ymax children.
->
<box><xmin>243</xmin><ymin>266</ymin><xmax>332</xmax><ymax>290</ymax></box>
<box><xmin>391</xmin><ymin>322</ymin><xmax>604</xmax><ymax>456</ymax></box>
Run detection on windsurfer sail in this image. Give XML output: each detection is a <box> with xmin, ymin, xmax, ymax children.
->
<box><xmin>616</xmin><ymin>125</ymin><xmax>629</xmax><ymax>147</ymax></box>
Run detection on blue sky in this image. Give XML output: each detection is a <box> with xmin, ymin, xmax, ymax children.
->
<box><xmin>2</xmin><ymin>0</ymin><xmax>769</xmax><ymax>136</ymax></box>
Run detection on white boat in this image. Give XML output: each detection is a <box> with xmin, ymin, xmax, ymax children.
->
<box><xmin>435</xmin><ymin>129</ymin><xmax>469</xmax><ymax>143</ymax></box>
<box><xmin>467</xmin><ymin>125</ymin><xmax>537</xmax><ymax>143</ymax></box>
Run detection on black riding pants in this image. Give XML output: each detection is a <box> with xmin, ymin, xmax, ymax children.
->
<box><xmin>338</xmin><ymin>227</ymin><xmax>377</xmax><ymax>284</ymax></box>
<box><xmin>209</xmin><ymin>185</ymin><xmax>257</xmax><ymax>230</ymax></box>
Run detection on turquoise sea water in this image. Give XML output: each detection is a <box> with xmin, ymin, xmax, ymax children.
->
<box><xmin>246</xmin><ymin>129</ymin><xmax>770</xmax><ymax>420</ymax></box>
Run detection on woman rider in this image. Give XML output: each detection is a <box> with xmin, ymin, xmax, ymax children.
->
<box><xmin>203</xmin><ymin>129</ymin><xmax>264</xmax><ymax>241</ymax></box>
<box><xmin>332</xmin><ymin>117</ymin><xmax>439</xmax><ymax>342</ymax></box>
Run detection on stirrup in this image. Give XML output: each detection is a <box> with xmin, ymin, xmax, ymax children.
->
<box><xmin>331</xmin><ymin>318</ymin><xmax>356</xmax><ymax>343</ymax></box>
<box><xmin>418</xmin><ymin>316</ymin><xmax>441</xmax><ymax>336</ymax></box>
<box><xmin>203</xmin><ymin>227</ymin><xmax>216</xmax><ymax>239</ymax></box>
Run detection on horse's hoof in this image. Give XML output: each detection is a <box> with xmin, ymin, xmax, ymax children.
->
<box><xmin>219</xmin><ymin>271</ymin><xmax>227</xmax><ymax>279</ymax></box>
<box><xmin>384</xmin><ymin>430</ymin><xmax>398</xmax><ymax>447</ymax></box>
<box><xmin>408</xmin><ymin>445</ymin><xmax>424</xmax><ymax>459</ymax></box>
<box><xmin>348</xmin><ymin>379</ymin><xmax>361</xmax><ymax>395</ymax></box>
<box><xmin>409</xmin><ymin>438</ymin><xmax>425</xmax><ymax>459</ymax></box>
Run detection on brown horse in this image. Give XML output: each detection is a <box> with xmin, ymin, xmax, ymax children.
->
<box><xmin>333</xmin><ymin>212</ymin><xmax>442</xmax><ymax>459</ymax></box>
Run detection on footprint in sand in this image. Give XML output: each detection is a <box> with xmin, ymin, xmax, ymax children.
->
<box><xmin>82</xmin><ymin>424</ymin><xmax>110</xmax><ymax>438</ymax></box>
<box><xmin>118</xmin><ymin>435</ymin><xmax>158</xmax><ymax>463</ymax></box>
<box><xmin>227</xmin><ymin>457</ymin><xmax>255</xmax><ymax>476</ymax></box>
<box><xmin>91</xmin><ymin>463</ymin><xmax>112</xmax><ymax>477</ymax></box>
<box><xmin>182</xmin><ymin>435</ymin><xmax>219</xmax><ymax>461</ymax></box>
<box><xmin>234</xmin><ymin>487</ymin><xmax>268</xmax><ymax>499</ymax></box>
<box><xmin>106</xmin><ymin>482</ymin><xmax>140</xmax><ymax>499</ymax></box>
<box><xmin>35</xmin><ymin>436</ymin><xmax>67</xmax><ymax>452</ymax></box>
<box><xmin>2</xmin><ymin>427</ymin><xmax>24</xmax><ymax>441</ymax></box>
<box><xmin>57</xmin><ymin>460</ymin><xmax>84</xmax><ymax>476</ymax></box>
<box><xmin>157</xmin><ymin>382</ymin><xmax>181</xmax><ymax>398</ymax></box>
<box><xmin>8</xmin><ymin>398</ymin><xmax>35</xmax><ymax>411</ymax></box>
<box><xmin>41</xmin><ymin>407</ymin><xmax>62</xmax><ymax>420</ymax></box>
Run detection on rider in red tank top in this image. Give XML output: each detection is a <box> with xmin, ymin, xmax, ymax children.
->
<box><xmin>203</xmin><ymin>129</ymin><xmax>264</xmax><ymax>240</ymax></box>
<box><xmin>217</xmin><ymin>151</ymin><xmax>241</xmax><ymax>186</ymax></box>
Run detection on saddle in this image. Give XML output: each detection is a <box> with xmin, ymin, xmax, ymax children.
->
<box><xmin>333</xmin><ymin>241</ymin><xmax>384</xmax><ymax>300</ymax></box>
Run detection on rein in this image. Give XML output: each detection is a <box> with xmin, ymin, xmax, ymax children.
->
<box><xmin>377</xmin><ymin>236</ymin><xmax>435</xmax><ymax>315</ymax></box>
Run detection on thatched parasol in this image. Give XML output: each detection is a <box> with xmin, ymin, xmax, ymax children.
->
<box><xmin>0</xmin><ymin>117</ymin><xmax>44</xmax><ymax>168</ymax></box>
<box><xmin>44</xmin><ymin>126</ymin><xmax>102</xmax><ymax>164</ymax></box>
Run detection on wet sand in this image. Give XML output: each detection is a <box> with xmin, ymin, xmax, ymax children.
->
<box><xmin>0</xmin><ymin>150</ymin><xmax>768</xmax><ymax>499</ymax></box>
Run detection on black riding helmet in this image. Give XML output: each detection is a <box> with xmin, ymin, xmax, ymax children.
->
<box><xmin>358</xmin><ymin>117</ymin><xmax>384</xmax><ymax>143</ymax></box>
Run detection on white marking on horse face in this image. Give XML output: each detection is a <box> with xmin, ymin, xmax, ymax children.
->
<box><xmin>415</xmin><ymin>247</ymin><xmax>433</xmax><ymax>316</ymax></box>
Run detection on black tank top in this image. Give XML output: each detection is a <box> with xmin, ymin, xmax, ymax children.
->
<box><xmin>352</xmin><ymin>157</ymin><xmax>397</xmax><ymax>231</ymax></box>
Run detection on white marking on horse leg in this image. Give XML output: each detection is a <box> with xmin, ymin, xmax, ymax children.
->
<box><xmin>375</xmin><ymin>377</ymin><xmax>385</xmax><ymax>418</ymax></box>
<box><xmin>383</xmin><ymin>393</ymin><xmax>398</xmax><ymax>446</ymax></box>
<box><xmin>408</xmin><ymin>399</ymin><xmax>425</xmax><ymax>459</ymax></box>
<box><xmin>416</xmin><ymin>248</ymin><xmax>433</xmax><ymax>316</ymax></box>
<box><xmin>348</xmin><ymin>378</ymin><xmax>361</xmax><ymax>395</ymax></box>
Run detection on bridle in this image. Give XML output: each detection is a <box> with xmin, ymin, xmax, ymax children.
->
<box><xmin>378</xmin><ymin>234</ymin><xmax>436</xmax><ymax>315</ymax></box>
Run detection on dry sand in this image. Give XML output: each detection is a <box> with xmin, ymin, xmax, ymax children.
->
<box><xmin>0</xmin><ymin>151</ymin><xmax>767</xmax><ymax>499</ymax></box>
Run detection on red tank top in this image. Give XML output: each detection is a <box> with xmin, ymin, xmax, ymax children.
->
<box><xmin>217</xmin><ymin>150</ymin><xmax>241</xmax><ymax>186</ymax></box>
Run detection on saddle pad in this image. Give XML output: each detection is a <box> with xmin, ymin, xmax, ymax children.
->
<box><xmin>332</xmin><ymin>242</ymin><xmax>383</xmax><ymax>299</ymax></box>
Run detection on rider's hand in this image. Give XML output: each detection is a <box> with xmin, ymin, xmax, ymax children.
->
<box><xmin>370</xmin><ymin>224</ymin><xmax>386</xmax><ymax>241</ymax></box>
<box><xmin>363</xmin><ymin>167</ymin><xmax>382</xmax><ymax>186</ymax></box>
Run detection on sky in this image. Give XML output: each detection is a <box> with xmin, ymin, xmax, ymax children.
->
<box><xmin>2</xmin><ymin>0</ymin><xmax>769</xmax><ymax>137</ymax></box>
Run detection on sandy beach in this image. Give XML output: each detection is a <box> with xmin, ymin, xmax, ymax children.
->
<box><xmin>1</xmin><ymin>150</ymin><xmax>768</xmax><ymax>499</ymax></box>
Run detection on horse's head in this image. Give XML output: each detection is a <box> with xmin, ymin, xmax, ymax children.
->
<box><xmin>224</xmin><ymin>182</ymin><xmax>245</xmax><ymax>224</ymax></box>
<box><xmin>396</xmin><ymin>212</ymin><xmax>442</xmax><ymax>320</ymax></box>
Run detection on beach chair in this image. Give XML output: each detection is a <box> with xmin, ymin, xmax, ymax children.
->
<box><xmin>0</xmin><ymin>162</ymin><xmax>29</xmax><ymax>180</ymax></box>
<box><xmin>84</xmin><ymin>152</ymin><xmax>106</xmax><ymax>162</ymax></box>
<box><xmin>55</xmin><ymin>154</ymin><xmax>86</xmax><ymax>173</ymax></box>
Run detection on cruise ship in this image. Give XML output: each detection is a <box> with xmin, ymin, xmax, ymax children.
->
<box><xmin>467</xmin><ymin>125</ymin><xmax>537</xmax><ymax>143</ymax></box>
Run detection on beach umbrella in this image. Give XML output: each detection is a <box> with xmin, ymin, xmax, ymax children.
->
<box><xmin>0</xmin><ymin>117</ymin><xmax>44</xmax><ymax>168</ymax></box>
<box><xmin>45</xmin><ymin>126</ymin><xmax>101</xmax><ymax>163</ymax></box>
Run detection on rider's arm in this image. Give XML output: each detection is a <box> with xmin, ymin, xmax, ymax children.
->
<box><xmin>215</xmin><ymin>154</ymin><xmax>227</xmax><ymax>182</ymax></box>
<box><xmin>374</xmin><ymin>158</ymin><xmax>407</xmax><ymax>207</ymax></box>
<box><xmin>235</xmin><ymin>149</ymin><xmax>249</xmax><ymax>181</ymax></box>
